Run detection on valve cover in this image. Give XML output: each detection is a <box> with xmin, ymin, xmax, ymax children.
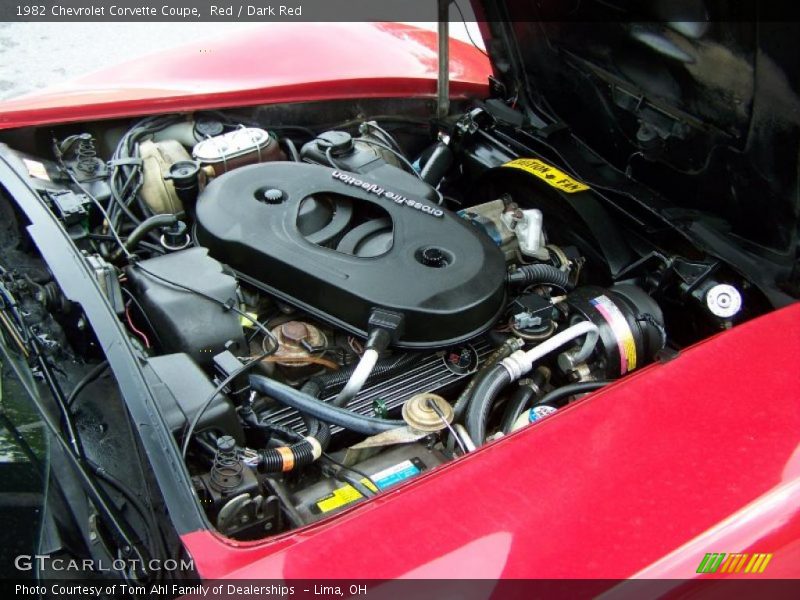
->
<box><xmin>195</xmin><ymin>162</ymin><xmax>506</xmax><ymax>348</ymax></box>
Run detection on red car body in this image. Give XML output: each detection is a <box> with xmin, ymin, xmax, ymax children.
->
<box><xmin>2</xmin><ymin>22</ymin><xmax>797</xmax><ymax>582</ymax></box>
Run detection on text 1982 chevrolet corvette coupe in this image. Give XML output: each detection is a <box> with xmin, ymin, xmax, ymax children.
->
<box><xmin>0</xmin><ymin>1</ymin><xmax>798</xmax><ymax>591</ymax></box>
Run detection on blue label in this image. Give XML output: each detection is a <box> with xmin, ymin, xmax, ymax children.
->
<box><xmin>372</xmin><ymin>461</ymin><xmax>421</xmax><ymax>490</ymax></box>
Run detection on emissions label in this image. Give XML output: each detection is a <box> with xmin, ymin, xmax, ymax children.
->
<box><xmin>502</xmin><ymin>158</ymin><xmax>589</xmax><ymax>193</ymax></box>
<box><xmin>590</xmin><ymin>295</ymin><xmax>637</xmax><ymax>374</ymax></box>
<box><xmin>313</xmin><ymin>459</ymin><xmax>423</xmax><ymax>515</ymax></box>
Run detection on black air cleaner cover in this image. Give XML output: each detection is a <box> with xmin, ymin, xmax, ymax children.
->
<box><xmin>195</xmin><ymin>162</ymin><xmax>506</xmax><ymax>348</ymax></box>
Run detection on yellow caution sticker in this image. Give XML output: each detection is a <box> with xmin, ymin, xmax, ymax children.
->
<box><xmin>314</xmin><ymin>479</ymin><xmax>378</xmax><ymax>514</ymax></box>
<box><xmin>503</xmin><ymin>158</ymin><xmax>589</xmax><ymax>194</ymax></box>
<box><xmin>313</xmin><ymin>459</ymin><xmax>423</xmax><ymax>514</ymax></box>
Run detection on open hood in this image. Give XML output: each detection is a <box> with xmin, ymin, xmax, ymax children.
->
<box><xmin>476</xmin><ymin>1</ymin><xmax>800</xmax><ymax>258</ymax></box>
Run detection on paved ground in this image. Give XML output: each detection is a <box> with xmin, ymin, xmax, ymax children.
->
<box><xmin>0</xmin><ymin>22</ymin><xmax>481</xmax><ymax>101</ymax></box>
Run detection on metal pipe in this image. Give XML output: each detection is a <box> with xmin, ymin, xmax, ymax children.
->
<box><xmin>437</xmin><ymin>0</ymin><xmax>450</xmax><ymax>119</ymax></box>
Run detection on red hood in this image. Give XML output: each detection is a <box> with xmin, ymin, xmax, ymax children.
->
<box><xmin>0</xmin><ymin>22</ymin><xmax>491</xmax><ymax>129</ymax></box>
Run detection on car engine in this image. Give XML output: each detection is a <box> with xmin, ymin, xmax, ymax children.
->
<box><xmin>0</xmin><ymin>102</ymin><xmax>780</xmax><ymax>541</ymax></box>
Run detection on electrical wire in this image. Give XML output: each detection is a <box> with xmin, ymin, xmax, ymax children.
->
<box><xmin>321</xmin><ymin>452</ymin><xmax>379</xmax><ymax>496</ymax></box>
<box><xmin>120</xmin><ymin>286</ymin><xmax>164</xmax><ymax>348</ymax></box>
<box><xmin>361</xmin><ymin>121</ymin><xmax>404</xmax><ymax>154</ymax></box>
<box><xmin>125</xmin><ymin>303</ymin><xmax>151</xmax><ymax>349</ymax></box>
<box><xmin>180</xmin><ymin>348</ymin><xmax>273</xmax><ymax>459</ymax></box>
<box><xmin>66</xmin><ymin>360</ymin><xmax>109</xmax><ymax>408</ymax></box>
<box><xmin>130</xmin><ymin>262</ymin><xmax>279</xmax><ymax>350</ymax></box>
<box><xmin>454</xmin><ymin>1</ymin><xmax>490</xmax><ymax>58</ymax></box>
<box><xmin>354</xmin><ymin>137</ymin><xmax>423</xmax><ymax>180</ymax></box>
<box><xmin>55</xmin><ymin>147</ymin><xmax>133</xmax><ymax>261</ymax></box>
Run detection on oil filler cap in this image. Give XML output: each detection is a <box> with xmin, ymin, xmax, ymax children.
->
<box><xmin>402</xmin><ymin>393</ymin><xmax>453</xmax><ymax>432</ymax></box>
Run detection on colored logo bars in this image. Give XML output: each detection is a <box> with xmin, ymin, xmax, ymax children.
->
<box><xmin>696</xmin><ymin>553</ymin><xmax>773</xmax><ymax>574</ymax></box>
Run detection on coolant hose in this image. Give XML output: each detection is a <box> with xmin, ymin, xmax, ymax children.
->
<box><xmin>507</xmin><ymin>264</ymin><xmax>572</xmax><ymax>290</ymax></box>
<box><xmin>465</xmin><ymin>321</ymin><xmax>599</xmax><ymax>444</ymax></box>
<box><xmin>420</xmin><ymin>141</ymin><xmax>454</xmax><ymax>187</ymax></box>
<box><xmin>299</xmin><ymin>380</ymin><xmax>331</xmax><ymax>451</ymax></box>
<box><xmin>464</xmin><ymin>365</ymin><xmax>512</xmax><ymax>445</ymax></box>
<box><xmin>249</xmin><ymin>375</ymin><xmax>405</xmax><ymax>436</ymax></box>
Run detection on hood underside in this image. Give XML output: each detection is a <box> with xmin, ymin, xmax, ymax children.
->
<box><xmin>477</xmin><ymin>0</ymin><xmax>800</xmax><ymax>256</ymax></box>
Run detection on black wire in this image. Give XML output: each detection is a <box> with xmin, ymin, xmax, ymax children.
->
<box><xmin>86</xmin><ymin>459</ymin><xmax>169</xmax><ymax>576</ymax></box>
<box><xmin>361</xmin><ymin>122</ymin><xmax>404</xmax><ymax>154</ymax></box>
<box><xmin>65</xmin><ymin>360</ymin><xmax>109</xmax><ymax>408</ymax></box>
<box><xmin>324</xmin><ymin>147</ymin><xmax>342</xmax><ymax>170</ymax></box>
<box><xmin>454</xmin><ymin>1</ymin><xmax>490</xmax><ymax>58</ymax></box>
<box><xmin>354</xmin><ymin>137</ymin><xmax>423</xmax><ymax>180</ymax></box>
<box><xmin>321</xmin><ymin>452</ymin><xmax>379</xmax><ymax>496</ymax></box>
<box><xmin>180</xmin><ymin>349</ymin><xmax>273</xmax><ymax>458</ymax></box>
<box><xmin>534</xmin><ymin>380</ymin><xmax>612</xmax><ymax>407</ymax></box>
<box><xmin>131</xmin><ymin>262</ymin><xmax>279</xmax><ymax>350</ymax></box>
<box><xmin>56</xmin><ymin>153</ymin><xmax>133</xmax><ymax>261</ymax></box>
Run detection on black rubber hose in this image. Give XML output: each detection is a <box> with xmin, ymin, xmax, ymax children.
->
<box><xmin>250</xmin><ymin>375</ymin><xmax>405</xmax><ymax>435</ymax></box>
<box><xmin>500</xmin><ymin>370</ymin><xmax>549</xmax><ymax>434</ymax></box>
<box><xmin>299</xmin><ymin>381</ymin><xmax>331</xmax><ymax>450</ymax></box>
<box><xmin>66</xmin><ymin>360</ymin><xmax>109</xmax><ymax>408</ymax></box>
<box><xmin>507</xmin><ymin>264</ymin><xmax>572</xmax><ymax>289</ymax></box>
<box><xmin>464</xmin><ymin>364</ymin><xmax>512</xmax><ymax>445</ymax></box>
<box><xmin>420</xmin><ymin>142</ymin><xmax>454</xmax><ymax>187</ymax></box>
<box><xmin>242</xmin><ymin>405</ymin><xmax>329</xmax><ymax>474</ymax></box>
<box><xmin>500</xmin><ymin>386</ymin><xmax>537</xmax><ymax>434</ymax></box>
<box><xmin>312</xmin><ymin>352</ymin><xmax>419</xmax><ymax>394</ymax></box>
<box><xmin>111</xmin><ymin>213</ymin><xmax>177</xmax><ymax>259</ymax></box>
<box><xmin>534</xmin><ymin>380</ymin><xmax>611</xmax><ymax>407</ymax></box>
<box><xmin>242</xmin><ymin>407</ymin><xmax>299</xmax><ymax>444</ymax></box>
<box><xmin>453</xmin><ymin>338</ymin><xmax>519</xmax><ymax>422</ymax></box>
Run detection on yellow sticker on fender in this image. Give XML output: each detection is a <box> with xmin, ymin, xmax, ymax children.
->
<box><xmin>503</xmin><ymin>158</ymin><xmax>589</xmax><ymax>193</ymax></box>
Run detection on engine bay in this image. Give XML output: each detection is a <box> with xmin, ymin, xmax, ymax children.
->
<box><xmin>0</xmin><ymin>98</ymin><xmax>788</xmax><ymax>542</ymax></box>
